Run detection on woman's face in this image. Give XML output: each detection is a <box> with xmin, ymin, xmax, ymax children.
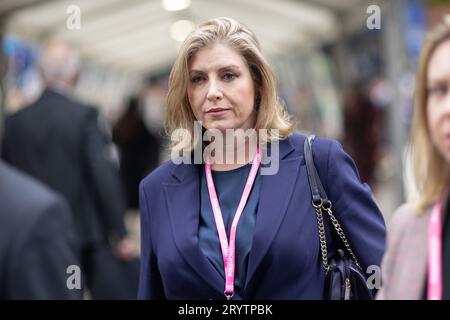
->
<box><xmin>187</xmin><ymin>43</ymin><xmax>257</xmax><ymax>132</ymax></box>
<box><xmin>427</xmin><ymin>39</ymin><xmax>450</xmax><ymax>162</ymax></box>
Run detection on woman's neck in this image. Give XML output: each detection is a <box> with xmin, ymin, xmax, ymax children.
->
<box><xmin>209</xmin><ymin>135</ymin><xmax>256</xmax><ymax>171</ymax></box>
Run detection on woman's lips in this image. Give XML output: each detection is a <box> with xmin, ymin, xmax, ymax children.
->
<box><xmin>206</xmin><ymin>108</ymin><xmax>230</xmax><ymax>116</ymax></box>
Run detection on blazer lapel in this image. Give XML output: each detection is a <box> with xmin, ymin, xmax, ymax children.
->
<box><xmin>245</xmin><ymin>137</ymin><xmax>303</xmax><ymax>288</ymax></box>
<box><xmin>163</xmin><ymin>163</ymin><xmax>225</xmax><ymax>295</ymax></box>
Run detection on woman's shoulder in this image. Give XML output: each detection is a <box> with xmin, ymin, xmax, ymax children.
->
<box><xmin>287</xmin><ymin>132</ymin><xmax>335</xmax><ymax>147</ymax></box>
<box><xmin>287</xmin><ymin>132</ymin><xmax>340</xmax><ymax>150</ymax></box>
<box><xmin>286</xmin><ymin>132</ymin><xmax>343</xmax><ymax>168</ymax></box>
<box><xmin>139</xmin><ymin>159</ymin><xmax>178</xmax><ymax>192</ymax></box>
<box><xmin>388</xmin><ymin>202</ymin><xmax>431</xmax><ymax>232</ymax></box>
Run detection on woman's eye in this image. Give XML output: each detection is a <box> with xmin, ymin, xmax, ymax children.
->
<box><xmin>429</xmin><ymin>84</ymin><xmax>448</xmax><ymax>97</ymax></box>
<box><xmin>223</xmin><ymin>72</ymin><xmax>237</xmax><ymax>81</ymax></box>
<box><xmin>190</xmin><ymin>75</ymin><xmax>205</xmax><ymax>84</ymax></box>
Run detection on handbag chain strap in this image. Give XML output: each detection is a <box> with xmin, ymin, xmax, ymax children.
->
<box><xmin>315</xmin><ymin>201</ymin><xmax>362</xmax><ymax>271</ymax></box>
<box><xmin>313</xmin><ymin>200</ymin><xmax>331</xmax><ymax>272</ymax></box>
<box><xmin>304</xmin><ymin>135</ymin><xmax>361</xmax><ymax>272</ymax></box>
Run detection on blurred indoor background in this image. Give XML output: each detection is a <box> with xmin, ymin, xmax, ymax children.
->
<box><xmin>1</xmin><ymin>0</ymin><xmax>449</xmax><ymax>228</ymax></box>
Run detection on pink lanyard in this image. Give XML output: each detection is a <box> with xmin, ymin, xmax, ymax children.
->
<box><xmin>204</xmin><ymin>147</ymin><xmax>261</xmax><ymax>300</ymax></box>
<box><xmin>427</xmin><ymin>202</ymin><xmax>443</xmax><ymax>300</ymax></box>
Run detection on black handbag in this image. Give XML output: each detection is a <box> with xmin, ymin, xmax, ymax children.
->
<box><xmin>304</xmin><ymin>135</ymin><xmax>374</xmax><ymax>300</ymax></box>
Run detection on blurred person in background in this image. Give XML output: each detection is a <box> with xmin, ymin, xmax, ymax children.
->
<box><xmin>0</xmin><ymin>104</ymin><xmax>80</xmax><ymax>299</ymax></box>
<box><xmin>138</xmin><ymin>17</ymin><xmax>386</xmax><ymax>300</ymax></box>
<box><xmin>343</xmin><ymin>84</ymin><xmax>382</xmax><ymax>188</ymax></box>
<box><xmin>377</xmin><ymin>17</ymin><xmax>450</xmax><ymax>300</ymax></box>
<box><xmin>140</xmin><ymin>75</ymin><xmax>166</xmax><ymax>140</ymax></box>
<box><xmin>113</xmin><ymin>93</ymin><xmax>162</xmax><ymax>211</ymax></box>
<box><xmin>1</xmin><ymin>41</ymin><xmax>138</xmax><ymax>299</ymax></box>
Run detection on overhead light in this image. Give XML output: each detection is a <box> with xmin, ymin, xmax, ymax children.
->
<box><xmin>170</xmin><ymin>20</ymin><xmax>195</xmax><ymax>42</ymax></box>
<box><xmin>162</xmin><ymin>0</ymin><xmax>191</xmax><ymax>12</ymax></box>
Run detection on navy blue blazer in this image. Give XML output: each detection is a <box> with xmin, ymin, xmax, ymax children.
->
<box><xmin>138</xmin><ymin>134</ymin><xmax>386</xmax><ymax>299</ymax></box>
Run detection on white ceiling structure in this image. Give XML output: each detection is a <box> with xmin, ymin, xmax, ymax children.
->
<box><xmin>2</xmin><ymin>0</ymin><xmax>367</xmax><ymax>76</ymax></box>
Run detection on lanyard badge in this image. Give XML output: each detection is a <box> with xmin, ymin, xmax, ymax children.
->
<box><xmin>204</xmin><ymin>147</ymin><xmax>261</xmax><ymax>300</ymax></box>
<box><xmin>428</xmin><ymin>202</ymin><xmax>443</xmax><ymax>300</ymax></box>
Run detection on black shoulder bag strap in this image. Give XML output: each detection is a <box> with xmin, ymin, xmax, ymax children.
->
<box><xmin>303</xmin><ymin>135</ymin><xmax>362</xmax><ymax>272</ymax></box>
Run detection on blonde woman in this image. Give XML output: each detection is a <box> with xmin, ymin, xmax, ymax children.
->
<box><xmin>377</xmin><ymin>17</ymin><xmax>450</xmax><ymax>300</ymax></box>
<box><xmin>138</xmin><ymin>17</ymin><xmax>386</xmax><ymax>300</ymax></box>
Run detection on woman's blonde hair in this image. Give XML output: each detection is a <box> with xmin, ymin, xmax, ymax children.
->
<box><xmin>165</xmin><ymin>17</ymin><xmax>294</xmax><ymax>152</ymax></box>
<box><xmin>411</xmin><ymin>16</ymin><xmax>450</xmax><ymax>212</ymax></box>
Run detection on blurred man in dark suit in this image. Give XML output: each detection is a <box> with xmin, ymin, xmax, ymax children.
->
<box><xmin>1</xmin><ymin>42</ymin><xmax>137</xmax><ymax>299</ymax></box>
<box><xmin>0</xmin><ymin>91</ymin><xmax>80</xmax><ymax>299</ymax></box>
<box><xmin>0</xmin><ymin>160</ymin><xmax>81</xmax><ymax>299</ymax></box>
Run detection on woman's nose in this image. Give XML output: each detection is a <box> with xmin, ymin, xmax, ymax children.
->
<box><xmin>206</xmin><ymin>80</ymin><xmax>223</xmax><ymax>101</ymax></box>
